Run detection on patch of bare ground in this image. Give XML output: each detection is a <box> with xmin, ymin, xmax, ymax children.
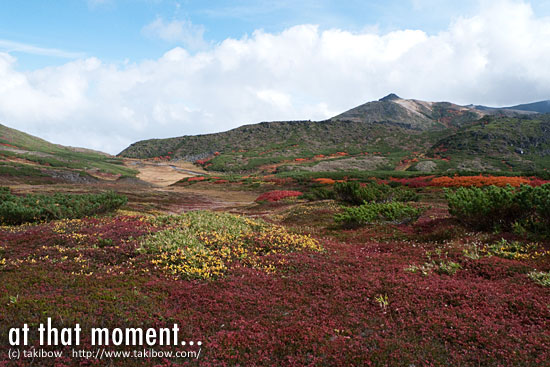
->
<box><xmin>4</xmin><ymin>179</ymin><xmax>258</xmax><ymax>214</ymax></box>
<box><xmin>123</xmin><ymin>158</ymin><xmax>208</xmax><ymax>187</ymax></box>
<box><xmin>160</xmin><ymin>185</ymin><xmax>258</xmax><ymax>212</ymax></box>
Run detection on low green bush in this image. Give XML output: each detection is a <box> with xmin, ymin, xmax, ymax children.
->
<box><xmin>0</xmin><ymin>187</ymin><xmax>127</xmax><ymax>225</ymax></box>
<box><xmin>299</xmin><ymin>187</ymin><xmax>335</xmax><ymax>201</ymax></box>
<box><xmin>391</xmin><ymin>187</ymin><xmax>420</xmax><ymax>202</ymax></box>
<box><xmin>334</xmin><ymin>202</ymin><xmax>423</xmax><ymax>228</ymax></box>
<box><xmin>445</xmin><ymin>184</ymin><xmax>550</xmax><ymax>233</ymax></box>
<box><xmin>334</xmin><ymin>181</ymin><xmax>418</xmax><ymax>205</ymax></box>
<box><xmin>334</xmin><ymin>181</ymin><xmax>382</xmax><ymax>205</ymax></box>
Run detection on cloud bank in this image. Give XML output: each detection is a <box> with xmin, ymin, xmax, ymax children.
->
<box><xmin>1</xmin><ymin>0</ymin><xmax>550</xmax><ymax>154</ymax></box>
<box><xmin>142</xmin><ymin>17</ymin><xmax>207</xmax><ymax>51</ymax></box>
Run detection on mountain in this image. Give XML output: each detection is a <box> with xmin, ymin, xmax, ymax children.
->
<box><xmin>118</xmin><ymin>94</ymin><xmax>550</xmax><ymax>174</ymax></box>
<box><xmin>0</xmin><ymin>123</ymin><xmax>136</xmax><ymax>183</ymax></box>
<box><xmin>468</xmin><ymin>99</ymin><xmax>550</xmax><ymax>114</ymax></box>
<box><xmin>332</xmin><ymin>94</ymin><xmax>483</xmax><ymax>130</ymax></box>
<box><xmin>507</xmin><ymin>100</ymin><xmax>550</xmax><ymax>113</ymax></box>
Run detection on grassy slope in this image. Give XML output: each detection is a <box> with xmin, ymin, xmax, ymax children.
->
<box><xmin>429</xmin><ymin>114</ymin><xmax>550</xmax><ymax>172</ymax></box>
<box><xmin>120</xmin><ymin>99</ymin><xmax>550</xmax><ymax>175</ymax></box>
<box><xmin>119</xmin><ymin>98</ymin><xmax>488</xmax><ymax>173</ymax></box>
<box><xmin>0</xmin><ymin>123</ymin><xmax>137</xmax><ymax>178</ymax></box>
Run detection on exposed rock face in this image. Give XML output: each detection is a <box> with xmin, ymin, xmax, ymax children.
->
<box><xmin>293</xmin><ymin>156</ymin><xmax>388</xmax><ymax>172</ymax></box>
<box><xmin>414</xmin><ymin>160</ymin><xmax>437</xmax><ymax>172</ymax></box>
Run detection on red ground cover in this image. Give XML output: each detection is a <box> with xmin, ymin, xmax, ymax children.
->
<box><xmin>0</xmin><ymin>212</ymin><xmax>549</xmax><ymax>366</ymax></box>
<box><xmin>386</xmin><ymin>175</ymin><xmax>550</xmax><ymax>188</ymax></box>
<box><xmin>255</xmin><ymin>190</ymin><xmax>303</xmax><ymax>202</ymax></box>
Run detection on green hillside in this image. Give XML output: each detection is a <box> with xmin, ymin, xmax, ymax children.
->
<box><xmin>119</xmin><ymin>95</ymin><xmax>494</xmax><ymax>173</ymax></box>
<box><xmin>427</xmin><ymin>114</ymin><xmax>550</xmax><ymax>172</ymax></box>
<box><xmin>0</xmin><ymin>123</ymin><xmax>136</xmax><ymax>182</ymax></box>
<box><xmin>116</xmin><ymin>95</ymin><xmax>550</xmax><ymax>175</ymax></box>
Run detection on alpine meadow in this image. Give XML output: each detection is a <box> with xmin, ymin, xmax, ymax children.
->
<box><xmin>1</xmin><ymin>1</ymin><xmax>550</xmax><ymax>366</ymax></box>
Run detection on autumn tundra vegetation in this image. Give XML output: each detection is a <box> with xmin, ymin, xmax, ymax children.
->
<box><xmin>1</xmin><ymin>101</ymin><xmax>550</xmax><ymax>365</ymax></box>
<box><xmin>1</xmin><ymin>171</ymin><xmax>550</xmax><ymax>366</ymax></box>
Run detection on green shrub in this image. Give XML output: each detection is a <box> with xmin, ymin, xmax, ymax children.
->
<box><xmin>0</xmin><ymin>188</ymin><xmax>127</xmax><ymax>225</ymax></box>
<box><xmin>300</xmin><ymin>187</ymin><xmax>335</xmax><ymax>201</ymax></box>
<box><xmin>391</xmin><ymin>187</ymin><xmax>420</xmax><ymax>202</ymax></box>
<box><xmin>334</xmin><ymin>181</ymin><xmax>418</xmax><ymax>205</ymax></box>
<box><xmin>334</xmin><ymin>202</ymin><xmax>423</xmax><ymax>228</ymax></box>
<box><xmin>445</xmin><ymin>185</ymin><xmax>521</xmax><ymax>230</ymax></box>
<box><xmin>334</xmin><ymin>181</ymin><xmax>382</xmax><ymax>205</ymax></box>
<box><xmin>445</xmin><ymin>184</ymin><xmax>550</xmax><ymax>233</ymax></box>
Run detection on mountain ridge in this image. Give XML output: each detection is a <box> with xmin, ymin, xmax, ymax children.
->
<box><xmin>118</xmin><ymin>94</ymin><xmax>550</xmax><ymax>173</ymax></box>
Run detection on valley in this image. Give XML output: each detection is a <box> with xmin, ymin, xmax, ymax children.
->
<box><xmin>1</xmin><ymin>95</ymin><xmax>549</xmax><ymax>366</ymax></box>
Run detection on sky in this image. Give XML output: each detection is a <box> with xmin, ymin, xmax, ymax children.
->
<box><xmin>1</xmin><ymin>0</ymin><xmax>550</xmax><ymax>154</ymax></box>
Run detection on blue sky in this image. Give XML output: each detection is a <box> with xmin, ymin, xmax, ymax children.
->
<box><xmin>1</xmin><ymin>1</ymin><xmax>550</xmax><ymax>153</ymax></box>
<box><xmin>0</xmin><ymin>0</ymin><xmax>488</xmax><ymax>69</ymax></box>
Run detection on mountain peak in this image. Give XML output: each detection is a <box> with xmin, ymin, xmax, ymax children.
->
<box><xmin>379</xmin><ymin>93</ymin><xmax>401</xmax><ymax>102</ymax></box>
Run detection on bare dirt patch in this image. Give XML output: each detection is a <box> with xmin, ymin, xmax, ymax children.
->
<box><xmin>160</xmin><ymin>186</ymin><xmax>258</xmax><ymax>212</ymax></box>
<box><xmin>124</xmin><ymin>159</ymin><xmax>208</xmax><ymax>187</ymax></box>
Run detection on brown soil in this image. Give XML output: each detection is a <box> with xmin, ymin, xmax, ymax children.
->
<box><xmin>3</xmin><ymin>159</ymin><xmax>257</xmax><ymax>213</ymax></box>
<box><xmin>123</xmin><ymin>159</ymin><xmax>208</xmax><ymax>187</ymax></box>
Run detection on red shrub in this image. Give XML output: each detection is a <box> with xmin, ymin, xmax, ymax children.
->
<box><xmin>388</xmin><ymin>176</ymin><xmax>435</xmax><ymax>188</ymax></box>
<box><xmin>431</xmin><ymin>175</ymin><xmax>531</xmax><ymax>187</ymax></box>
<box><xmin>255</xmin><ymin>190</ymin><xmax>303</xmax><ymax>202</ymax></box>
<box><xmin>188</xmin><ymin>176</ymin><xmax>206</xmax><ymax>182</ymax></box>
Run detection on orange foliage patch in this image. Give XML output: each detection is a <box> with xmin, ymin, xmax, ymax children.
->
<box><xmin>313</xmin><ymin>178</ymin><xmax>336</xmax><ymax>185</ymax></box>
<box><xmin>430</xmin><ymin>175</ymin><xmax>531</xmax><ymax>187</ymax></box>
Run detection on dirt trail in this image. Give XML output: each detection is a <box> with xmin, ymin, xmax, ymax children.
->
<box><xmin>121</xmin><ymin>159</ymin><xmax>257</xmax><ymax>211</ymax></box>
<box><xmin>5</xmin><ymin>159</ymin><xmax>257</xmax><ymax>213</ymax></box>
<box><xmin>124</xmin><ymin>159</ymin><xmax>207</xmax><ymax>187</ymax></box>
<box><xmin>160</xmin><ymin>186</ymin><xmax>258</xmax><ymax>212</ymax></box>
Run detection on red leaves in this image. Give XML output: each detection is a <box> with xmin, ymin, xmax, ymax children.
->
<box><xmin>187</xmin><ymin>176</ymin><xmax>206</xmax><ymax>182</ymax></box>
<box><xmin>195</xmin><ymin>158</ymin><xmax>212</xmax><ymax>165</ymax></box>
<box><xmin>431</xmin><ymin>175</ymin><xmax>535</xmax><ymax>187</ymax></box>
<box><xmin>386</xmin><ymin>175</ymin><xmax>550</xmax><ymax>188</ymax></box>
<box><xmin>1</xmin><ymin>209</ymin><xmax>549</xmax><ymax>366</ymax></box>
<box><xmin>255</xmin><ymin>190</ymin><xmax>303</xmax><ymax>202</ymax></box>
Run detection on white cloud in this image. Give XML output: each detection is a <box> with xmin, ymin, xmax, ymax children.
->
<box><xmin>142</xmin><ymin>17</ymin><xmax>207</xmax><ymax>50</ymax></box>
<box><xmin>1</xmin><ymin>0</ymin><xmax>550</xmax><ymax>155</ymax></box>
<box><xmin>0</xmin><ymin>39</ymin><xmax>85</xmax><ymax>59</ymax></box>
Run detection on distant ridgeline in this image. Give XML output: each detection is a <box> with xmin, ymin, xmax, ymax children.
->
<box><xmin>119</xmin><ymin>95</ymin><xmax>550</xmax><ymax>174</ymax></box>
